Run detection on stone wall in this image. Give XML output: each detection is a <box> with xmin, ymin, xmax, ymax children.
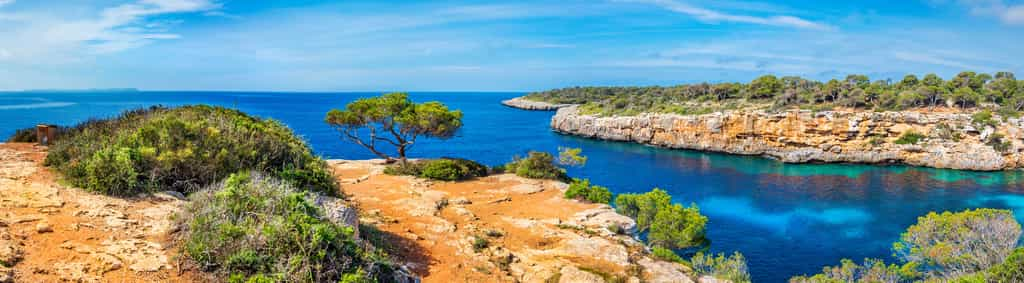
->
<box><xmin>551</xmin><ymin>105</ymin><xmax>1024</xmax><ymax>171</ymax></box>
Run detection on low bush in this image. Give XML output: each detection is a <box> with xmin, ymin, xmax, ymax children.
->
<box><xmin>472</xmin><ymin>236</ymin><xmax>489</xmax><ymax>252</ymax></box>
<box><xmin>893</xmin><ymin>131</ymin><xmax>925</xmax><ymax>145</ymax></box>
<box><xmin>503</xmin><ymin>151</ymin><xmax>568</xmax><ymax>181</ymax></box>
<box><xmin>44</xmin><ymin>105</ymin><xmax>336</xmax><ymax>196</ymax></box>
<box><xmin>893</xmin><ymin>208</ymin><xmax>1021</xmax><ymax>279</ymax></box>
<box><xmin>615</xmin><ymin>188</ymin><xmax>708</xmax><ymax>249</ymax></box>
<box><xmin>795</xmin><ymin>208</ymin><xmax>1023</xmax><ymax>282</ymax></box>
<box><xmin>691</xmin><ymin>252</ymin><xmax>751</xmax><ymax>283</ymax></box>
<box><xmin>985</xmin><ymin>248</ymin><xmax>1024</xmax><ymax>282</ymax></box>
<box><xmin>651</xmin><ymin>246</ymin><xmax>684</xmax><ymax>263</ymax></box>
<box><xmin>178</xmin><ymin>172</ymin><xmax>394</xmax><ymax>283</ymax></box>
<box><xmin>986</xmin><ymin>133</ymin><xmax>1013</xmax><ymax>153</ymax></box>
<box><xmin>6</xmin><ymin>127</ymin><xmax>37</xmax><ymax>142</ymax></box>
<box><xmin>972</xmin><ymin>110</ymin><xmax>998</xmax><ymax>128</ymax></box>
<box><xmin>383</xmin><ymin>158</ymin><xmax>488</xmax><ymax>181</ymax></box>
<box><xmin>565</xmin><ymin>178</ymin><xmax>612</xmax><ymax>204</ymax></box>
<box><xmin>788</xmin><ymin>258</ymin><xmax>908</xmax><ymax>283</ymax></box>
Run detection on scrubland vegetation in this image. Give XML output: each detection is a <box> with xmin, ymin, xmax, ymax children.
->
<box><xmin>6</xmin><ymin>127</ymin><xmax>37</xmax><ymax>143</ymax></box>
<box><xmin>791</xmin><ymin>208</ymin><xmax>1023</xmax><ymax>283</ymax></box>
<box><xmin>382</xmin><ymin>158</ymin><xmax>489</xmax><ymax>181</ymax></box>
<box><xmin>499</xmin><ymin>151</ymin><xmax>570</xmax><ymax>181</ymax></box>
<box><xmin>42</xmin><ymin>105</ymin><xmax>336</xmax><ymax>196</ymax></box>
<box><xmin>525</xmin><ymin>72</ymin><xmax>1024</xmax><ymax>116</ymax></box>
<box><xmin>179</xmin><ymin>172</ymin><xmax>395</xmax><ymax>283</ymax></box>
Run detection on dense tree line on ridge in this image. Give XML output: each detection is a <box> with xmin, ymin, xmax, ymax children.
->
<box><xmin>525</xmin><ymin>72</ymin><xmax>1024</xmax><ymax>116</ymax></box>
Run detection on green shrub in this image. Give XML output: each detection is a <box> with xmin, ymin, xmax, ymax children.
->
<box><xmin>615</xmin><ymin>188</ymin><xmax>708</xmax><ymax>249</ymax></box>
<box><xmin>788</xmin><ymin>258</ymin><xmax>909</xmax><ymax>283</ymax></box>
<box><xmin>615</xmin><ymin>188</ymin><xmax>671</xmax><ymax>231</ymax></box>
<box><xmin>893</xmin><ymin>131</ymin><xmax>925</xmax><ymax>145</ymax></box>
<box><xmin>932</xmin><ymin>123</ymin><xmax>962</xmax><ymax>142</ymax></box>
<box><xmin>383</xmin><ymin>158</ymin><xmax>488</xmax><ymax>181</ymax></box>
<box><xmin>179</xmin><ymin>172</ymin><xmax>392</xmax><ymax>283</ymax></box>
<box><xmin>691</xmin><ymin>252</ymin><xmax>751</xmax><ymax>283</ymax></box>
<box><xmin>44</xmin><ymin>105</ymin><xmax>336</xmax><ymax>196</ymax></box>
<box><xmin>564</xmin><ymin>178</ymin><xmax>612</xmax><ymax>204</ymax></box>
<box><xmin>985</xmin><ymin>247</ymin><xmax>1024</xmax><ymax>282</ymax></box>
<box><xmin>986</xmin><ymin>133</ymin><xmax>1013</xmax><ymax>153</ymax></box>
<box><xmin>420</xmin><ymin>159</ymin><xmax>465</xmax><ymax>181</ymax></box>
<box><xmin>893</xmin><ymin>208</ymin><xmax>1021</xmax><ymax>279</ymax></box>
<box><xmin>6</xmin><ymin>127</ymin><xmax>37</xmax><ymax>143</ymax></box>
<box><xmin>504</xmin><ymin>151</ymin><xmax>568</xmax><ymax>181</ymax></box>
<box><xmin>383</xmin><ymin>161</ymin><xmax>425</xmax><ymax>176</ymax></box>
<box><xmin>649</xmin><ymin>203</ymin><xmax>707</xmax><ymax>249</ymax></box>
<box><xmin>972</xmin><ymin>110</ymin><xmax>998</xmax><ymax>127</ymax></box>
<box><xmin>651</xmin><ymin>247</ymin><xmax>684</xmax><ymax>263</ymax></box>
<box><xmin>557</xmin><ymin>147</ymin><xmax>587</xmax><ymax>167</ymax></box>
<box><xmin>472</xmin><ymin>236</ymin><xmax>489</xmax><ymax>252</ymax></box>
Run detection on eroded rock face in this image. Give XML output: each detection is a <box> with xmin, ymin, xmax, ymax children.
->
<box><xmin>552</xmin><ymin>106</ymin><xmax>1024</xmax><ymax>170</ymax></box>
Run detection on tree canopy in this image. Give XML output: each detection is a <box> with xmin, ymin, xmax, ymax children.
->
<box><xmin>325</xmin><ymin>92</ymin><xmax>462</xmax><ymax>162</ymax></box>
<box><xmin>525</xmin><ymin>71</ymin><xmax>1024</xmax><ymax>116</ymax></box>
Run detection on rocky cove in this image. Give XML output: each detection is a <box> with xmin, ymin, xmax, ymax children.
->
<box><xmin>518</xmin><ymin>103</ymin><xmax>1024</xmax><ymax>171</ymax></box>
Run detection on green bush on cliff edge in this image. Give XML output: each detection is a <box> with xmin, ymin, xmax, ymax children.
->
<box><xmin>179</xmin><ymin>172</ymin><xmax>393</xmax><ymax>283</ymax></box>
<box><xmin>44</xmin><ymin>105</ymin><xmax>336</xmax><ymax>196</ymax></box>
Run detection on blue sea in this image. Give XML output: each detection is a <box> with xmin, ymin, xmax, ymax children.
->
<box><xmin>4</xmin><ymin>91</ymin><xmax>1024</xmax><ymax>282</ymax></box>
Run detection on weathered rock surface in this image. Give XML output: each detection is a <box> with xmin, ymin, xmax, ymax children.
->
<box><xmin>551</xmin><ymin>105</ymin><xmax>1024</xmax><ymax>171</ymax></box>
<box><xmin>502</xmin><ymin>97</ymin><xmax>573</xmax><ymax>111</ymax></box>
<box><xmin>0</xmin><ymin>143</ymin><xmax>197</xmax><ymax>282</ymax></box>
<box><xmin>333</xmin><ymin>160</ymin><xmax>704</xmax><ymax>283</ymax></box>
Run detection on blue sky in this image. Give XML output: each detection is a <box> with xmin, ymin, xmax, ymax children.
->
<box><xmin>0</xmin><ymin>0</ymin><xmax>1021</xmax><ymax>91</ymax></box>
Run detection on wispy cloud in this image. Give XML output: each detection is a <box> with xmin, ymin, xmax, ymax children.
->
<box><xmin>936</xmin><ymin>0</ymin><xmax>1024</xmax><ymax>25</ymax></box>
<box><xmin>619</xmin><ymin>0</ymin><xmax>835</xmax><ymax>30</ymax></box>
<box><xmin>0</xmin><ymin>0</ymin><xmax>218</xmax><ymax>65</ymax></box>
<box><xmin>0</xmin><ymin>0</ymin><xmax>13</xmax><ymax>8</ymax></box>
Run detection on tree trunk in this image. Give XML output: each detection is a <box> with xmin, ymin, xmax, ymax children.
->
<box><xmin>397</xmin><ymin>145</ymin><xmax>407</xmax><ymax>164</ymax></box>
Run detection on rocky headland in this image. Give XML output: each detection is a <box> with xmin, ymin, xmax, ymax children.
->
<box><xmin>502</xmin><ymin>97</ymin><xmax>573</xmax><ymax>111</ymax></box>
<box><xmin>542</xmin><ymin>104</ymin><xmax>1024</xmax><ymax>171</ymax></box>
<box><xmin>0</xmin><ymin>142</ymin><xmax>709</xmax><ymax>283</ymax></box>
<box><xmin>330</xmin><ymin>159</ymin><xmax>713</xmax><ymax>283</ymax></box>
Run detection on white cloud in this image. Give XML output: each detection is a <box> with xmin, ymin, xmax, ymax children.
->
<box><xmin>0</xmin><ymin>0</ymin><xmax>12</xmax><ymax>8</ymax></box>
<box><xmin>1003</xmin><ymin>5</ymin><xmax>1024</xmax><ymax>24</ymax></box>
<box><xmin>0</xmin><ymin>0</ymin><xmax>217</xmax><ymax>64</ymax></box>
<box><xmin>943</xmin><ymin>0</ymin><xmax>1024</xmax><ymax>25</ymax></box>
<box><xmin>619</xmin><ymin>0</ymin><xmax>835</xmax><ymax>30</ymax></box>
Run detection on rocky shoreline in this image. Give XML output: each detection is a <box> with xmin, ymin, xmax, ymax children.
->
<box><xmin>548</xmin><ymin>104</ymin><xmax>1024</xmax><ymax>171</ymax></box>
<box><xmin>501</xmin><ymin>97</ymin><xmax>572</xmax><ymax>111</ymax></box>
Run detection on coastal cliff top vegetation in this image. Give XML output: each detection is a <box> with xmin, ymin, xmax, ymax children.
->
<box><xmin>44</xmin><ymin>105</ymin><xmax>336</xmax><ymax>196</ymax></box>
<box><xmin>179</xmin><ymin>172</ymin><xmax>394</xmax><ymax>283</ymax></box>
<box><xmin>524</xmin><ymin>71</ymin><xmax>1024</xmax><ymax>116</ymax></box>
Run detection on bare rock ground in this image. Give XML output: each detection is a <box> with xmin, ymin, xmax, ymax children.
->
<box><xmin>0</xmin><ymin>143</ymin><xmax>197</xmax><ymax>282</ymax></box>
<box><xmin>330</xmin><ymin>160</ymin><xmax>698</xmax><ymax>283</ymax></box>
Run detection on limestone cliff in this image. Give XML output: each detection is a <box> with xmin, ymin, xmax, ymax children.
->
<box><xmin>550</xmin><ymin>105</ymin><xmax>1024</xmax><ymax>171</ymax></box>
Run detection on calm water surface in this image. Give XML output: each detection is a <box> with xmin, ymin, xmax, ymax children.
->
<box><xmin>3</xmin><ymin>91</ymin><xmax>1024</xmax><ymax>282</ymax></box>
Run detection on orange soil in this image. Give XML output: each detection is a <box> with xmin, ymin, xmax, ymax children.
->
<box><xmin>333</xmin><ymin>162</ymin><xmax>609</xmax><ymax>283</ymax></box>
<box><xmin>0</xmin><ymin>143</ymin><xmax>200</xmax><ymax>283</ymax></box>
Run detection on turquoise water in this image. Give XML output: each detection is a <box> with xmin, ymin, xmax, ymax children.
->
<box><xmin>3</xmin><ymin>91</ymin><xmax>1024</xmax><ymax>282</ymax></box>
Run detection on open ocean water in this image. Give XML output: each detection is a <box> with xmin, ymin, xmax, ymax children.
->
<box><xmin>4</xmin><ymin>91</ymin><xmax>1024</xmax><ymax>282</ymax></box>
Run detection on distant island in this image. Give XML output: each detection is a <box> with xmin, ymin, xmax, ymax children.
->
<box><xmin>507</xmin><ymin>72</ymin><xmax>1024</xmax><ymax>171</ymax></box>
<box><xmin>19</xmin><ymin>88</ymin><xmax>139</xmax><ymax>93</ymax></box>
